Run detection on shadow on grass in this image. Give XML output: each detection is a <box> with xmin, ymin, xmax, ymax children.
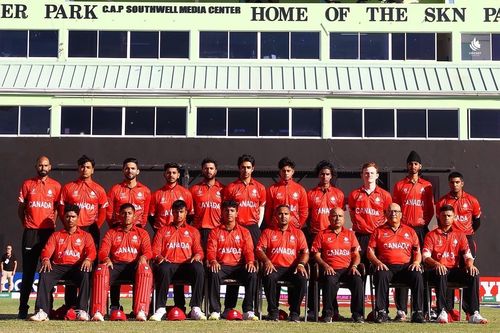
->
<box><xmin>0</xmin><ymin>314</ymin><xmax>19</xmax><ymax>320</ymax></box>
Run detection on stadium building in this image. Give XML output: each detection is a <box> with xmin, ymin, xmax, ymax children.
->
<box><xmin>0</xmin><ymin>0</ymin><xmax>499</xmax><ymax>300</ymax></box>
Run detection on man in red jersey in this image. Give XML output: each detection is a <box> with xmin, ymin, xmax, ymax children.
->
<box><xmin>29</xmin><ymin>204</ymin><xmax>96</xmax><ymax>322</ymax></box>
<box><xmin>264</xmin><ymin>157</ymin><xmax>308</xmax><ymax>230</ymax></box>
<box><xmin>107</xmin><ymin>157</ymin><xmax>151</xmax><ymax>228</ymax></box>
<box><xmin>311</xmin><ymin>207</ymin><xmax>364</xmax><ymax>323</ymax></box>
<box><xmin>348</xmin><ymin>162</ymin><xmax>392</xmax><ymax>265</ymax></box>
<box><xmin>149</xmin><ymin>162</ymin><xmax>193</xmax><ymax>231</ymax></box>
<box><xmin>17</xmin><ymin>155</ymin><xmax>61</xmax><ymax>319</ymax></box>
<box><xmin>256</xmin><ymin>205</ymin><xmax>309</xmax><ymax>322</ymax></box>
<box><xmin>206</xmin><ymin>200</ymin><xmax>258</xmax><ymax>321</ymax></box>
<box><xmin>423</xmin><ymin>205</ymin><xmax>487</xmax><ymax>324</ymax></box>
<box><xmin>392</xmin><ymin>151</ymin><xmax>434</xmax><ymax>321</ymax></box>
<box><xmin>367</xmin><ymin>203</ymin><xmax>424</xmax><ymax>323</ymax></box>
<box><xmin>149</xmin><ymin>200</ymin><xmax>206</xmax><ymax>321</ymax></box>
<box><xmin>91</xmin><ymin>203</ymin><xmax>153</xmax><ymax>321</ymax></box>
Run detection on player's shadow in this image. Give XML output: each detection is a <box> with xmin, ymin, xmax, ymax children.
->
<box><xmin>0</xmin><ymin>314</ymin><xmax>18</xmax><ymax>320</ymax></box>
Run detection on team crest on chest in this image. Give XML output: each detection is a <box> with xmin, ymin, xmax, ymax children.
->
<box><xmin>90</xmin><ymin>191</ymin><xmax>96</xmax><ymax>198</ymax></box>
<box><xmin>290</xmin><ymin>235</ymin><xmax>295</xmax><ymax>242</ymax></box>
<box><xmin>132</xmin><ymin>235</ymin><xmax>138</xmax><ymax>243</ymax></box>
<box><xmin>75</xmin><ymin>238</ymin><xmax>82</xmax><ymax>246</ymax></box>
<box><xmin>404</xmin><ymin>233</ymin><xmax>410</xmax><ymax>239</ymax></box>
<box><xmin>47</xmin><ymin>189</ymin><xmax>53</xmax><ymax>197</ymax></box>
<box><xmin>292</xmin><ymin>192</ymin><xmax>299</xmax><ymax>200</ymax></box>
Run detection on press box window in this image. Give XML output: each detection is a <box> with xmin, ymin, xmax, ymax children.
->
<box><xmin>228</xmin><ymin>108</ymin><xmax>257</xmax><ymax>136</ymax></box>
<box><xmin>156</xmin><ymin>107</ymin><xmax>187</xmax><ymax>135</ymax></box>
<box><xmin>291</xmin><ymin>32</ymin><xmax>319</xmax><ymax>59</ymax></box>
<box><xmin>29</xmin><ymin>31</ymin><xmax>58</xmax><ymax>57</ymax></box>
<box><xmin>199</xmin><ymin>32</ymin><xmax>228</xmax><ymax>58</ymax></box>
<box><xmin>330</xmin><ymin>33</ymin><xmax>358</xmax><ymax>59</ymax></box>
<box><xmin>93</xmin><ymin>107</ymin><xmax>122</xmax><ymax>135</ymax></box>
<box><xmin>99</xmin><ymin>31</ymin><xmax>127</xmax><ymax>58</ymax></box>
<box><xmin>260</xmin><ymin>108</ymin><xmax>289</xmax><ymax>136</ymax></box>
<box><xmin>130</xmin><ymin>32</ymin><xmax>159</xmax><ymax>58</ymax></box>
<box><xmin>125</xmin><ymin>107</ymin><xmax>155</xmax><ymax>135</ymax></box>
<box><xmin>360</xmin><ymin>33</ymin><xmax>389</xmax><ymax>60</ymax></box>
<box><xmin>69</xmin><ymin>31</ymin><xmax>97</xmax><ymax>57</ymax></box>
<box><xmin>292</xmin><ymin>108</ymin><xmax>321</xmax><ymax>137</ymax></box>
<box><xmin>0</xmin><ymin>30</ymin><xmax>26</xmax><ymax>57</ymax></box>
<box><xmin>0</xmin><ymin>106</ymin><xmax>18</xmax><ymax>134</ymax></box>
<box><xmin>332</xmin><ymin>109</ymin><xmax>362</xmax><ymax>137</ymax></box>
<box><xmin>61</xmin><ymin>106</ymin><xmax>91</xmax><ymax>135</ymax></box>
<box><xmin>261</xmin><ymin>32</ymin><xmax>288</xmax><ymax>59</ymax></box>
<box><xmin>397</xmin><ymin>109</ymin><xmax>426</xmax><ymax>138</ymax></box>
<box><xmin>20</xmin><ymin>107</ymin><xmax>51</xmax><ymax>135</ymax></box>
<box><xmin>428</xmin><ymin>109</ymin><xmax>458</xmax><ymax>138</ymax></box>
<box><xmin>160</xmin><ymin>31</ymin><xmax>189</xmax><ymax>58</ymax></box>
<box><xmin>392</xmin><ymin>33</ymin><xmax>450</xmax><ymax>61</ymax></box>
<box><xmin>365</xmin><ymin>109</ymin><xmax>394</xmax><ymax>137</ymax></box>
<box><xmin>197</xmin><ymin>107</ymin><xmax>226</xmax><ymax>136</ymax></box>
<box><xmin>469</xmin><ymin>109</ymin><xmax>500</xmax><ymax>139</ymax></box>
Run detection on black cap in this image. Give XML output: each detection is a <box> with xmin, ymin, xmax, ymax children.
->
<box><xmin>406</xmin><ymin>150</ymin><xmax>422</xmax><ymax>164</ymax></box>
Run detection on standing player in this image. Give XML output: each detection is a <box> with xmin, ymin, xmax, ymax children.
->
<box><xmin>206</xmin><ymin>200</ymin><xmax>258</xmax><ymax>321</ymax></box>
<box><xmin>348</xmin><ymin>162</ymin><xmax>392</xmax><ymax>264</ymax></box>
<box><xmin>17</xmin><ymin>155</ymin><xmax>61</xmax><ymax>319</ymax></box>
<box><xmin>264</xmin><ymin>157</ymin><xmax>308</xmax><ymax>229</ymax></box>
<box><xmin>392</xmin><ymin>151</ymin><xmax>434</xmax><ymax>320</ymax></box>
<box><xmin>107</xmin><ymin>157</ymin><xmax>151</xmax><ymax>228</ymax></box>
<box><xmin>29</xmin><ymin>204</ymin><xmax>96</xmax><ymax>322</ymax></box>
<box><xmin>91</xmin><ymin>203</ymin><xmax>153</xmax><ymax>321</ymax></box>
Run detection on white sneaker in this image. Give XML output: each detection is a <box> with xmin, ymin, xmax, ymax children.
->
<box><xmin>437</xmin><ymin>309</ymin><xmax>448</xmax><ymax>324</ymax></box>
<box><xmin>208</xmin><ymin>312</ymin><xmax>220</xmax><ymax>320</ymax></box>
<box><xmin>191</xmin><ymin>306</ymin><xmax>207</xmax><ymax>320</ymax></box>
<box><xmin>221</xmin><ymin>308</ymin><xmax>232</xmax><ymax>319</ymax></box>
<box><xmin>243</xmin><ymin>311</ymin><xmax>259</xmax><ymax>321</ymax></box>
<box><xmin>468</xmin><ymin>311</ymin><xmax>488</xmax><ymax>324</ymax></box>
<box><xmin>29</xmin><ymin>309</ymin><xmax>49</xmax><ymax>322</ymax></box>
<box><xmin>77</xmin><ymin>310</ymin><xmax>89</xmax><ymax>321</ymax></box>
<box><xmin>149</xmin><ymin>307</ymin><xmax>166</xmax><ymax>321</ymax></box>
<box><xmin>91</xmin><ymin>311</ymin><xmax>104</xmax><ymax>321</ymax></box>
<box><xmin>136</xmin><ymin>310</ymin><xmax>147</xmax><ymax>321</ymax></box>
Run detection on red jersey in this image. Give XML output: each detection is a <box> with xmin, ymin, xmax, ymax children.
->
<box><xmin>256</xmin><ymin>226</ymin><xmax>308</xmax><ymax>268</ymax></box>
<box><xmin>307</xmin><ymin>185</ymin><xmax>345</xmax><ymax>234</ymax></box>
<box><xmin>436</xmin><ymin>191</ymin><xmax>481</xmax><ymax>235</ymax></box>
<box><xmin>107</xmin><ymin>181</ymin><xmax>151</xmax><ymax>227</ymax></box>
<box><xmin>422</xmin><ymin>227</ymin><xmax>472</xmax><ymax>269</ymax></box>
<box><xmin>368</xmin><ymin>224</ymin><xmax>420</xmax><ymax>265</ymax></box>
<box><xmin>265</xmin><ymin>180</ymin><xmax>308</xmax><ymax>229</ymax></box>
<box><xmin>311</xmin><ymin>227</ymin><xmax>360</xmax><ymax>270</ymax></box>
<box><xmin>223</xmin><ymin>178</ymin><xmax>266</xmax><ymax>226</ymax></box>
<box><xmin>41</xmin><ymin>228</ymin><xmax>96</xmax><ymax>265</ymax></box>
<box><xmin>149</xmin><ymin>183</ymin><xmax>193</xmax><ymax>230</ymax></box>
<box><xmin>392</xmin><ymin>177</ymin><xmax>434</xmax><ymax>227</ymax></box>
<box><xmin>18</xmin><ymin>177</ymin><xmax>61</xmax><ymax>229</ymax></box>
<box><xmin>98</xmin><ymin>225</ymin><xmax>152</xmax><ymax>263</ymax></box>
<box><xmin>152</xmin><ymin>223</ymin><xmax>204</xmax><ymax>264</ymax></box>
<box><xmin>190</xmin><ymin>180</ymin><xmax>224</xmax><ymax>229</ymax></box>
<box><xmin>60</xmin><ymin>179</ymin><xmax>108</xmax><ymax>227</ymax></box>
<box><xmin>348</xmin><ymin>186</ymin><xmax>392</xmax><ymax>234</ymax></box>
<box><xmin>206</xmin><ymin>224</ymin><xmax>255</xmax><ymax>266</ymax></box>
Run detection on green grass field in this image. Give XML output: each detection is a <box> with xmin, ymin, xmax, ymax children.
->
<box><xmin>0</xmin><ymin>298</ymin><xmax>498</xmax><ymax>333</ymax></box>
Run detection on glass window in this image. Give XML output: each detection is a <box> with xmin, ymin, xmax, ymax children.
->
<box><xmin>20</xmin><ymin>106</ymin><xmax>50</xmax><ymax>134</ymax></box>
<box><xmin>332</xmin><ymin>109</ymin><xmax>362</xmax><ymax>137</ymax></box>
<box><xmin>125</xmin><ymin>107</ymin><xmax>155</xmax><ymax>135</ymax></box>
<box><xmin>461</xmin><ymin>34</ymin><xmax>491</xmax><ymax>61</ymax></box>
<box><xmin>99</xmin><ymin>31</ymin><xmax>127</xmax><ymax>58</ymax></box>
<box><xmin>492</xmin><ymin>34</ymin><xmax>500</xmax><ymax>61</ymax></box>
<box><xmin>291</xmin><ymin>32</ymin><xmax>319</xmax><ymax>59</ymax></box>
<box><xmin>200</xmin><ymin>32</ymin><xmax>228</xmax><ymax>58</ymax></box>
<box><xmin>360</xmin><ymin>33</ymin><xmax>389</xmax><ymax>60</ymax></box>
<box><xmin>428</xmin><ymin>109</ymin><xmax>458</xmax><ymax>138</ymax></box>
<box><xmin>292</xmin><ymin>108</ymin><xmax>321</xmax><ymax>136</ymax></box>
<box><xmin>156</xmin><ymin>107</ymin><xmax>186</xmax><ymax>135</ymax></box>
<box><xmin>197</xmin><ymin>107</ymin><xmax>226</xmax><ymax>136</ymax></box>
<box><xmin>260</xmin><ymin>108</ymin><xmax>288</xmax><ymax>136</ymax></box>
<box><xmin>261</xmin><ymin>32</ymin><xmax>288</xmax><ymax>59</ymax></box>
<box><xmin>392</xmin><ymin>33</ymin><xmax>405</xmax><ymax>60</ymax></box>
<box><xmin>470</xmin><ymin>109</ymin><xmax>500</xmax><ymax>138</ymax></box>
<box><xmin>407</xmin><ymin>33</ymin><xmax>435</xmax><ymax>60</ymax></box>
<box><xmin>130</xmin><ymin>32</ymin><xmax>158</xmax><ymax>58</ymax></box>
<box><xmin>228</xmin><ymin>108</ymin><xmax>257</xmax><ymax>136</ymax></box>
<box><xmin>0</xmin><ymin>30</ymin><xmax>27</xmax><ymax>57</ymax></box>
<box><xmin>68</xmin><ymin>31</ymin><xmax>97</xmax><ymax>57</ymax></box>
<box><xmin>397</xmin><ymin>109</ymin><xmax>426</xmax><ymax>137</ymax></box>
<box><xmin>0</xmin><ymin>106</ymin><xmax>18</xmax><ymax>134</ymax></box>
<box><xmin>160</xmin><ymin>31</ymin><xmax>189</xmax><ymax>58</ymax></box>
<box><xmin>330</xmin><ymin>33</ymin><xmax>358</xmax><ymax>59</ymax></box>
<box><xmin>230</xmin><ymin>32</ymin><xmax>257</xmax><ymax>59</ymax></box>
<box><xmin>61</xmin><ymin>106</ymin><xmax>91</xmax><ymax>134</ymax></box>
<box><xmin>364</xmin><ymin>109</ymin><xmax>394</xmax><ymax>137</ymax></box>
<box><xmin>29</xmin><ymin>31</ymin><xmax>58</xmax><ymax>57</ymax></box>
<box><xmin>93</xmin><ymin>107</ymin><xmax>122</xmax><ymax>135</ymax></box>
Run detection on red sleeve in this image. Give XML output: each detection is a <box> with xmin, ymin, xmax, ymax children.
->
<box><xmin>338</xmin><ymin>190</ymin><xmax>346</xmax><ymax>210</ymax></box>
<box><xmin>264</xmin><ymin>187</ymin><xmax>274</xmax><ymax>228</ymax></box>
<box><xmin>83</xmin><ymin>232</ymin><xmax>97</xmax><ymax>262</ymax></box>
<box><xmin>98</xmin><ymin>186</ymin><xmax>108</xmax><ymax>207</ymax></box>
<box><xmin>58</xmin><ymin>186</ymin><xmax>68</xmax><ymax>219</ymax></box>
<box><xmin>106</xmin><ymin>187</ymin><xmax>115</xmax><ymax>223</ymax></box>
<box><xmin>152</xmin><ymin>227</ymin><xmax>164</xmax><ymax>258</ymax></box>
<box><xmin>411</xmin><ymin>228</ymin><xmax>420</xmax><ymax>252</ymax></box>
<box><xmin>256</xmin><ymin>229</ymin><xmax>269</xmax><ymax>252</ymax></box>
<box><xmin>348</xmin><ymin>190</ymin><xmax>368</xmax><ymax>229</ymax></box>
<box><xmin>392</xmin><ymin>183</ymin><xmax>401</xmax><ymax>206</ymax></box>
<box><xmin>98</xmin><ymin>229</ymin><xmax>113</xmax><ymax>262</ymax></box>
<box><xmin>310</xmin><ymin>232</ymin><xmax>322</xmax><ymax>253</ymax></box>
<box><xmin>258</xmin><ymin>183</ymin><xmax>267</xmax><ymax>206</ymax></box>
<box><xmin>149</xmin><ymin>191</ymin><xmax>158</xmax><ymax>217</ymax></box>
<box><xmin>40</xmin><ymin>233</ymin><xmax>57</xmax><ymax>261</ymax></box>
<box><xmin>422</xmin><ymin>232</ymin><xmax>434</xmax><ymax>257</ymax></box>
<box><xmin>139</xmin><ymin>229</ymin><xmax>152</xmax><ymax>259</ymax></box>
<box><xmin>458</xmin><ymin>233</ymin><xmax>470</xmax><ymax>254</ymax></box>
<box><xmin>18</xmin><ymin>181</ymin><xmax>28</xmax><ymax>203</ymax></box>
<box><xmin>367</xmin><ymin>230</ymin><xmax>378</xmax><ymax>251</ymax></box>
<box><xmin>185</xmin><ymin>189</ymin><xmax>194</xmax><ymax>215</ymax></box>
<box><xmin>242</xmin><ymin>228</ymin><xmax>255</xmax><ymax>262</ymax></box>
<box><xmin>383</xmin><ymin>190</ymin><xmax>392</xmax><ymax>210</ymax></box>
<box><xmin>206</xmin><ymin>229</ymin><xmax>218</xmax><ymax>262</ymax></box>
<box><xmin>191</xmin><ymin>228</ymin><xmax>204</xmax><ymax>260</ymax></box>
<box><xmin>435</xmin><ymin>197</ymin><xmax>444</xmax><ymax>219</ymax></box>
<box><xmin>471</xmin><ymin>196</ymin><xmax>481</xmax><ymax>218</ymax></box>
<box><xmin>142</xmin><ymin>189</ymin><xmax>151</xmax><ymax>226</ymax></box>
<box><xmin>97</xmin><ymin>207</ymin><xmax>107</xmax><ymax>228</ymax></box>
<box><xmin>350</xmin><ymin>231</ymin><xmax>360</xmax><ymax>251</ymax></box>
<box><xmin>298</xmin><ymin>187</ymin><xmax>309</xmax><ymax>228</ymax></box>
<box><xmin>423</xmin><ymin>183</ymin><xmax>435</xmax><ymax>225</ymax></box>
<box><xmin>297</xmin><ymin>230</ymin><xmax>308</xmax><ymax>253</ymax></box>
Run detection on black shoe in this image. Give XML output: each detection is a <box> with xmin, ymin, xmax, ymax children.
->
<box><xmin>288</xmin><ymin>312</ymin><xmax>300</xmax><ymax>322</ymax></box>
<box><xmin>18</xmin><ymin>306</ymin><xmax>29</xmax><ymax>320</ymax></box>
<box><xmin>375</xmin><ymin>310</ymin><xmax>388</xmax><ymax>323</ymax></box>
<box><xmin>267</xmin><ymin>311</ymin><xmax>279</xmax><ymax>321</ymax></box>
<box><xmin>352</xmin><ymin>313</ymin><xmax>365</xmax><ymax>323</ymax></box>
<box><xmin>411</xmin><ymin>311</ymin><xmax>425</xmax><ymax>323</ymax></box>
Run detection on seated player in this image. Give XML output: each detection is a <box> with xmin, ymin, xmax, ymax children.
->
<box><xmin>29</xmin><ymin>204</ymin><xmax>96</xmax><ymax>321</ymax></box>
<box><xmin>149</xmin><ymin>200</ymin><xmax>206</xmax><ymax>321</ymax></box>
<box><xmin>423</xmin><ymin>204</ymin><xmax>487</xmax><ymax>324</ymax></box>
<box><xmin>311</xmin><ymin>207</ymin><xmax>364</xmax><ymax>323</ymax></box>
<box><xmin>91</xmin><ymin>203</ymin><xmax>153</xmax><ymax>321</ymax></box>
<box><xmin>206</xmin><ymin>200</ymin><xmax>258</xmax><ymax>321</ymax></box>
<box><xmin>256</xmin><ymin>205</ymin><xmax>309</xmax><ymax>322</ymax></box>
